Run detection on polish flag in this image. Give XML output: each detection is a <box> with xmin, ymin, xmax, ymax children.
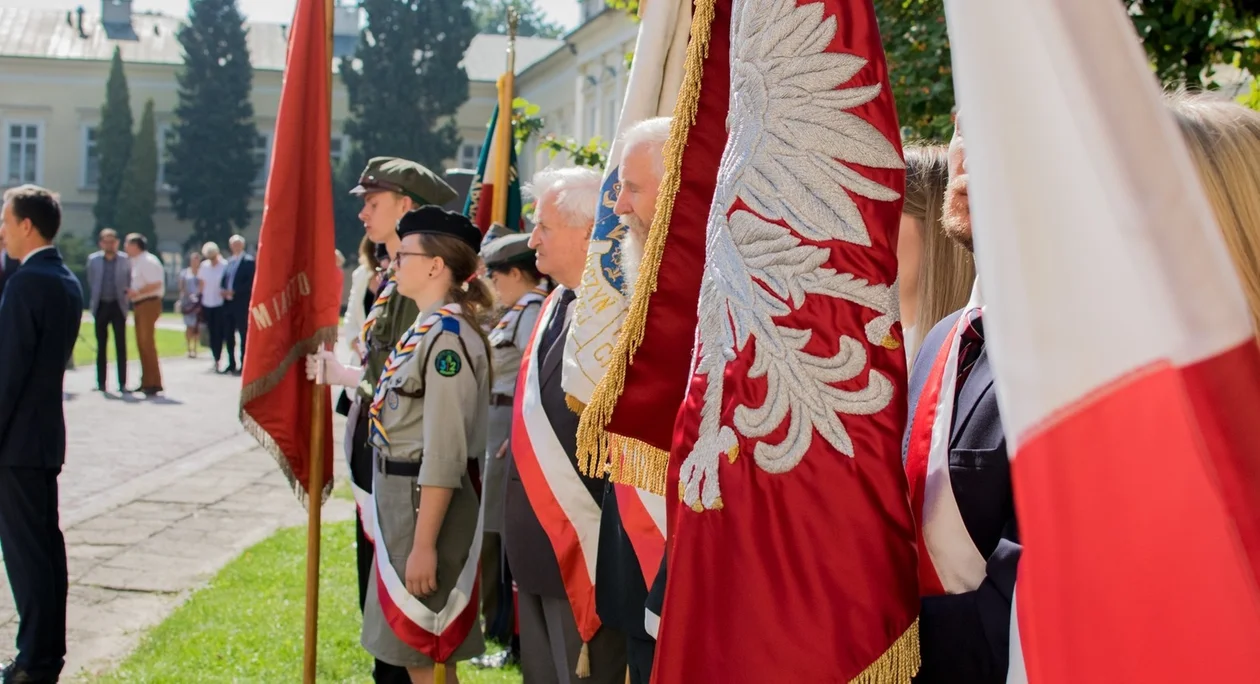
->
<box><xmin>945</xmin><ymin>0</ymin><xmax>1260</xmax><ymax>681</ymax></box>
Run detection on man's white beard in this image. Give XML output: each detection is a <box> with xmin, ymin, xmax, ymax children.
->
<box><xmin>620</xmin><ymin>215</ymin><xmax>646</xmax><ymax>298</ymax></box>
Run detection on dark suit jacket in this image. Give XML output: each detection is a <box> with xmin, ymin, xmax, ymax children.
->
<box><xmin>0</xmin><ymin>251</ymin><xmax>19</xmax><ymax>302</ymax></box>
<box><xmin>905</xmin><ymin>310</ymin><xmax>1020</xmax><ymax>684</ymax></box>
<box><xmin>503</xmin><ymin>301</ymin><xmax>606</xmax><ymax>598</ymax></box>
<box><xmin>223</xmin><ymin>253</ymin><xmax>256</xmax><ymax>311</ymax></box>
<box><xmin>0</xmin><ymin>248</ymin><xmax>84</xmax><ymax>469</ymax></box>
<box><xmin>595</xmin><ymin>485</ymin><xmax>651</xmax><ymax>638</ymax></box>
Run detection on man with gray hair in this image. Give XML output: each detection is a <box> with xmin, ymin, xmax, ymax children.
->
<box><xmin>504</xmin><ymin>166</ymin><xmax>628</xmax><ymax>683</ymax></box>
<box><xmin>221</xmin><ymin>234</ymin><xmax>255</xmax><ymax>375</ymax></box>
<box><xmin>596</xmin><ymin>116</ymin><xmax>671</xmax><ymax>684</ymax></box>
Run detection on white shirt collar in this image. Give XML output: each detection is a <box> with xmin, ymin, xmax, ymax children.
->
<box><xmin>21</xmin><ymin>245</ymin><xmax>54</xmax><ymax>265</ymax></box>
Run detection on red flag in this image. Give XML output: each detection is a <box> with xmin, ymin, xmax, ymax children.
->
<box><xmin>239</xmin><ymin>0</ymin><xmax>340</xmax><ymax>505</ymax></box>
<box><xmin>946</xmin><ymin>0</ymin><xmax>1260</xmax><ymax>681</ymax></box>
<box><xmin>652</xmin><ymin>0</ymin><xmax>918</xmax><ymax>681</ymax></box>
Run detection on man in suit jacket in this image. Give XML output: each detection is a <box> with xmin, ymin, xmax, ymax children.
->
<box><xmin>85</xmin><ymin>229</ymin><xmax>131</xmax><ymax>393</ymax></box>
<box><xmin>221</xmin><ymin>234</ymin><xmax>255</xmax><ymax>375</ymax></box>
<box><xmin>504</xmin><ymin>168</ymin><xmax>627</xmax><ymax>684</ymax></box>
<box><xmin>0</xmin><ymin>235</ymin><xmax>19</xmax><ymax>302</ymax></box>
<box><xmin>903</xmin><ymin>117</ymin><xmax>1018</xmax><ymax>684</ymax></box>
<box><xmin>0</xmin><ymin>185</ymin><xmax>83</xmax><ymax>684</ymax></box>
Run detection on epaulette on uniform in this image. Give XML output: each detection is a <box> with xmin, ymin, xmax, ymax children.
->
<box><xmin>440</xmin><ymin>314</ymin><xmax>462</xmax><ymax>335</ymax></box>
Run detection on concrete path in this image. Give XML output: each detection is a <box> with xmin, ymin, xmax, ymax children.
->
<box><xmin>0</xmin><ymin>356</ymin><xmax>354</xmax><ymax>681</ymax></box>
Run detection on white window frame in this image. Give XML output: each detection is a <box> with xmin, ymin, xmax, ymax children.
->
<box><xmin>459</xmin><ymin>141</ymin><xmax>482</xmax><ymax>170</ymax></box>
<box><xmin>330</xmin><ymin>134</ymin><xmax>346</xmax><ymax>167</ymax></box>
<box><xmin>253</xmin><ymin>129</ymin><xmax>274</xmax><ymax>190</ymax></box>
<box><xmin>81</xmin><ymin>123</ymin><xmax>100</xmax><ymax>189</ymax></box>
<box><xmin>157</xmin><ymin>122</ymin><xmax>175</xmax><ymax>191</ymax></box>
<box><xmin>4</xmin><ymin>119</ymin><xmax>45</xmax><ymax>187</ymax></box>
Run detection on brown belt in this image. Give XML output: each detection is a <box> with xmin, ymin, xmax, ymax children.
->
<box><xmin>491</xmin><ymin>393</ymin><xmax>513</xmax><ymax>407</ymax></box>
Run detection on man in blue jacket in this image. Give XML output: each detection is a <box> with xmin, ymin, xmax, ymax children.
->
<box><xmin>0</xmin><ymin>185</ymin><xmax>83</xmax><ymax>684</ymax></box>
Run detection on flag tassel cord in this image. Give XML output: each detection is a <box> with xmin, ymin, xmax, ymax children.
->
<box><xmin>849</xmin><ymin>618</ymin><xmax>920</xmax><ymax>684</ymax></box>
<box><xmin>574</xmin><ymin>0</ymin><xmax>716</xmax><ymax>491</ymax></box>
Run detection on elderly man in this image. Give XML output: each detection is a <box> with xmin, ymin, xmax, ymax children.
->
<box><xmin>505</xmin><ymin>167</ymin><xmax>627</xmax><ymax>684</ymax></box>
<box><xmin>124</xmin><ymin>234</ymin><xmax>165</xmax><ymax>396</ymax></box>
<box><xmin>591</xmin><ymin>116</ymin><xmax>671</xmax><ymax>684</ymax></box>
<box><xmin>221</xmin><ymin>235</ymin><xmax>255</xmax><ymax>375</ymax></box>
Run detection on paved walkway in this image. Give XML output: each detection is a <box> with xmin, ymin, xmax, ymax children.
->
<box><xmin>0</xmin><ymin>356</ymin><xmax>354</xmax><ymax>681</ymax></box>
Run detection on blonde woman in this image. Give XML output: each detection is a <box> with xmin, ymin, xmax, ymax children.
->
<box><xmin>177</xmin><ymin>251</ymin><xmax>204</xmax><ymax>357</ymax></box>
<box><xmin>899</xmin><ymin>145</ymin><xmax>976</xmax><ymax>360</ymax></box>
<box><xmin>1168</xmin><ymin>92</ymin><xmax>1260</xmax><ymax>335</ymax></box>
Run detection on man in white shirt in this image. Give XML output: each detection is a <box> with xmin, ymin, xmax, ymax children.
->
<box><xmin>124</xmin><ymin>233</ymin><xmax>166</xmax><ymax>396</ymax></box>
<box><xmin>196</xmin><ymin>242</ymin><xmax>231</xmax><ymax>373</ymax></box>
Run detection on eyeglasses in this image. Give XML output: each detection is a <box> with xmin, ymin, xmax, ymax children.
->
<box><xmin>394</xmin><ymin>250</ymin><xmax>433</xmax><ymax>265</ymax></box>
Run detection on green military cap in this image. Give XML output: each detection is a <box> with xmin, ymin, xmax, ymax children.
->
<box><xmin>397</xmin><ymin>206</ymin><xmax>483</xmax><ymax>253</ymax></box>
<box><xmin>480</xmin><ymin>233</ymin><xmax>535</xmax><ymax>270</ymax></box>
<box><xmin>351</xmin><ymin>157</ymin><xmax>457</xmax><ymax>207</ymax></box>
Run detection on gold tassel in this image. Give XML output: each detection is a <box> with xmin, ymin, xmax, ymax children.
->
<box><xmin>606</xmin><ymin>434</ymin><xmax>670</xmax><ymax>495</ymax></box>
<box><xmin>434</xmin><ymin>661</ymin><xmax>447</xmax><ymax>684</ymax></box>
<box><xmin>576</xmin><ymin>641</ymin><xmax>592</xmax><ymax>678</ymax></box>
<box><xmin>848</xmin><ymin>619</ymin><xmax>920</xmax><ymax>684</ymax></box>
<box><xmin>566</xmin><ymin>393</ymin><xmax>587</xmax><ymax>416</ymax></box>
<box><xmin>574</xmin><ymin>0</ymin><xmax>719</xmax><ymax>481</ymax></box>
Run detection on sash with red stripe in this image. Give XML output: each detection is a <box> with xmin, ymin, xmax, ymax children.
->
<box><xmin>904</xmin><ymin>294</ymin><xmax>988</xmax><ymax>596</ymax></box>
<box><xmin>510</xmin><ymin>293</ymin><xmax>604</xmax><ymax>646</ymax></box>
<box><xmin>614</xmin><ymin>483</ymin><xmax>665</xmax><ymax>589</ymax></box>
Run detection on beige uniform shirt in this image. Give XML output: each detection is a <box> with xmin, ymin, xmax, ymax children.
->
<box><xmin>488</xmin><ymin>297</ymin><xmax>544</xmax><ymax>397</ymax></box>
<box><xmin>374</xmin><ymin>305</ymin><xmax>490</xmax><ymax>488</ymax></box>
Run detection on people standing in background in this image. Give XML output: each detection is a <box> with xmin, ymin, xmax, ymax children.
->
<box><xmin>86</xmin><ymin>229</ymin><xmax>131</xmax><ymax>393</ymax></box>
<box><xmin>0</xmin><ymin>185</ymin><xmax>83</xmax><ymax>684</ymax></box>
<box><xmin>221</xmin><ymin>235</ymin><xmax>255</xmax><ymax>376</ymax></box>
<box><xmin>197</xmin><ymin>242</ymin><xmax>230</xmax><ymax>374</ymax></box>
<box><xmin>899</xmin><ymin>145</ymin><xmax>975</xmax><ymax>362</ymax></box>
<box><xmin>124</xmin><ymin>234</ymin><xmax>165</xmax><ymax>397</ymax></box>
<box><xmin>179</xmin><ymin>251</ymin><xmax>204</xmax><ymax>358</ymax></box>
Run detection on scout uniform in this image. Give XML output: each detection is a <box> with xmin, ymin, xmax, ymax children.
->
<box><xmin>361</xmin><ymin>207</ymin><xmax>490</xmax><ymax>673</ymax></box>
<box><xmin>479</xmin><ymin>233</ymin><xmax>548</xmax><ymax>642</ymax></box>
<box><xmin>345</xmin><ymin>157</ymin><xmax>455</xmax><ymax>684</ymax></box>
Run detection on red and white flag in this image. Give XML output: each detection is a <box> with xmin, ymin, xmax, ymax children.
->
<box><xmin>946</xmin><ymin>0</ymin><xmax>1260</xmax><ymax>681</ymax></box>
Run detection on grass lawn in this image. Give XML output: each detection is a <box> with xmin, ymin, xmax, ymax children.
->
<box><xmin>72</xmin><ymin>326</ymin><xmax>188</xmax><ymax>368</ymax></box>
<box><xmin>95</xmin><ymin>506</ymin><xmax>522</xmax><ymax>684</ymax></box>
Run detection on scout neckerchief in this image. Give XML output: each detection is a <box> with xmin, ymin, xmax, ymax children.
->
<box><xmin>904</xmin><ymin>287</ymin><xmax>988</xmax><ymax>597</ymax></box>
<box><xmin>489</xmin><ymin>286</ymin><xmax>548</xmax><ymax>345</ymax></box>
<box><xmin>368</xmin><ymin>305</ymin><xmax>459</xmax><ymax>450</ymax></box>
<box><xmin>360</xmin><ymin>269</ymin><xmax>397</xmax><ymax>365</ymax></box>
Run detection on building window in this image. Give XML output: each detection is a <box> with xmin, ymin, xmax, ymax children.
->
<box><xmin>156</xmin><ymin>124</ymin><xmax>176</xmax><ymax>190</ymax></box>
<box><xmin>253</xmin><ymin>131</ymin><xmax>273</xmax><ymax>187</ymax></box>
<box><xmin>606</xmin><ymin>96</ymin><xmax>618</xmax><ymax>138</ymax></box>
<box><xmin>83</xmin><ymin>125</ymin><xmax>100</xmax><ymax>188</ymax></box>
<box><xmin>459</xmin><ymin>142</ymin><xmax>482</xmax><ymax>170</ymax></box>
<box><xmin>585</xmin><ymin>106</ymin><xmax>598</xmax><ymax>140</ymax></box>
<box><xmin>5</xmin><ymin>121</ymin><xmax>42</xmax><ymax>186</ymax></box>
<box><xmin>330</xmin><ymin>136</ymin><xmax>345</xmax><ymax>167</ymax></box>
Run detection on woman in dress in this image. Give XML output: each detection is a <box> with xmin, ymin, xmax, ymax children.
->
<box><xmin>358</xmin><ymin>207</ymin><xmax>491</xmax><ymax>683</ymax></box>
<box><xmin>177</xmin><ymin>251</ymin><xmax>203</xmax><ymax>358</ymax></box>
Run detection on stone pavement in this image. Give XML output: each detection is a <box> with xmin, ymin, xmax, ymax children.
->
<box><xmin>0</xmin><ymin>356</ymin><xmax>354</xmax><ymax>681</ymax></box>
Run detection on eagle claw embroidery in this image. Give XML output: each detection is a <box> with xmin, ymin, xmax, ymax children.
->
<box><xmin>679</xmin><ymin>0</ymin><xmax>901</xmax><ymax>512</ymax></box>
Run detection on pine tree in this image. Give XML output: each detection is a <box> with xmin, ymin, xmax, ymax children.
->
<box><xmin>167</xmin><ymin>0</ymin><xmax>259</xmax><ymax>248</ymax></box>
<box><xmin>115</xmin><ymin>100</ymin><xmax>159</xmax><ymax>250</ymax></box>
<box><xmin>93</xmin><ymin>47</ymin><xmax>133</xmax><ymax>231</ymax></box>
<box><xmin>333</xmin><ymin>0</ymin><xmax>477</xmax><ymax>255</ymax></box>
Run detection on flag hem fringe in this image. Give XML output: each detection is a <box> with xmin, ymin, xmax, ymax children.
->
<box><xmin>848</xmin><ymin>618</ymin><xmax>920</xmax><ymax>684</ymax></box>
<box><xmin>239</xmin><ymin>323</ymin><xmax>339</xmax><ymax>510</ymax></box>
<box><xmin>574</xmin><ymin>0</ymin><xmax>717</xmax><ymax>486</ymax></box>
<box><xmin>605</xmin><ymin>433</ymin><xmax>670</xmax><ymax>496</ymax></box>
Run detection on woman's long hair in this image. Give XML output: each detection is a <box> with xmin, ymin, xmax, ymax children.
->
<box><xmin>903</xmin><ymin>145</ymin><xmax>975</xmax><ymax>354</ymax></box>
<box><xmin>418</xmin><ymin>234</ymin><xmax>497</xmax><ymax>372</ymax></box>
<box><xmin>1168</xmin><ymin>91</ymin><xmax>1260</xmax><ymax>338</ymax></box>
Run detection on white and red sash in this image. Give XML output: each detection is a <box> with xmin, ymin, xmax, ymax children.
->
<box><xmin>371</xmin><ymin>479</ymin><xmax>483</xmax><ymax>664</ymax></box>
<box><xmin>615</xmin><ymin>483</ymin><xmax>665</xmax><ymax>589</ymax></box>
<box><xmin>904</xmin><ymin>291</ymin><xmax>989</xmax><ymax>596</ymax></box>
<box><xmin>344</xmin><ymin>399</ymin><xmax>375</xmax><ymax>544</ymax></box>
<box><xmin>510</xmin><ymin>292</ymin><xmax>604</xmax><ymax>644</ymax></box>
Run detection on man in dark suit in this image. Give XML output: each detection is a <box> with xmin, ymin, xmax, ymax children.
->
<box><xmin>504</xmin><ymin>168</ymin><xmax>626</xmax><ymax>684</ymax></box>
<box><xmin>85</xmin><ymin>229</ymin><xmax>131</xmax><ymax>393</ymax></box>
<box><xmin>0</xmin><ymin>234</ymin><xmax>19</xmax><ymax>302</ymax></box>
<box><xmin>0</xmin><ymin>185</ymin><xmax>83</xmax><ymax>684</ymax></box>
<box><xmin>903</xmin><ymin>115</ymin><xmax>1018</xmax><ymax>684</ymax></box>
<box><xmin>221</xmin><ymin>234</ymin><xmax>255</xmax><ymax>375</ymax></box>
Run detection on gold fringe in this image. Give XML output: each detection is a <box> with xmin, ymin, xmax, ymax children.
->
<box><xmin>239</xmin><ymin>324</ymin><xmax>340</xmax><ymax>510</ymax></box>
<box><xmin>848</xmin><ymin>619</ymin><xmax>920</xmax><ymax>684</ymax></box>
<box><xmin>566</xmin><ymin>393</ymin><xmax>587</xmax><ymax>416</ymax></box>
<box><xmin>576</xmin><ymin>641</ymin><xmax>591</xmax><ymax>678</ymax></box>
<box><xmin>605</xmin><ymin>433</ymin><xmax>670</xmax><ymax>496</ymax></box>
<box><xmin>434</xmin><ymin>661</ymin><xmax>447</xmax><ymax>684</ymax></box>
<box><xmin>574</xmin><ymin>0</ymin><xmax>718</xmax><ymax>486</ymax></box>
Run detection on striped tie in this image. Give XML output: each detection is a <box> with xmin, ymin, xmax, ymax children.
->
<box><xmin>360</xmin><ymin>270</ymin><xmax>397</xmax><ymax>365</ymax></box>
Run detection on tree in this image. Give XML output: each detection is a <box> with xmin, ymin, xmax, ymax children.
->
<box><xmin>167</xmin><ymin>0</ymin><xmax>259</xmax><ymax>249</ymax></box>
<box><xmin>94</xmin><ymin>47</ymin><xmax>134</xmax><ymax>231</ymax></box>
<box><xmin>472</xmin><ymin>0</ymin><xmax>565</xmax><ymax>38</ymax></box>
<box><xmin>115</xmin><ymin>100</ymin><xmax>159</xmax><ymax>250</ymax></box>
<box><xmin>333</xmin><ymin>0</ymin><xmax>478</xmax><ymax>256</ymax></box>
<box><xmin>877</xmin><ymin>0</ymin><xmax>1260</xmax><ymax>142</ymax></box>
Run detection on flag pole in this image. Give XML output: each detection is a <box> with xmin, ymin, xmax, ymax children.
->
<box><xmin>300</xmin><ymin>2</ymin><xmax>335</xmax><ymax>682</ymax></box>
<box><xmin>490</xmin><ymin>7</ymin><xmax>518</xmax><ymax>228</ymax></box>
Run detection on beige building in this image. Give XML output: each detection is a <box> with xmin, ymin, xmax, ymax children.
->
<box><xmin>0</xmin><ymin>0</ymin><xmax>637</xmax><ymax>268</ymax></box>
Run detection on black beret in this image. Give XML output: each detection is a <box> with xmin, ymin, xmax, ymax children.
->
<box><xmin>397</xmin><ymin>206</ymin><xmax>483</xmax><ymax>253</ymax></box>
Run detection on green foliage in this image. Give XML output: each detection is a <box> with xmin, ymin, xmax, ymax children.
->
<box><xmin>539</xmin><ymin>134</ymin><xmax>609</xmax><ymax>169</ymax></box>
<box><xmin>471</xmin><ymin>0</ymin><xmax>565</xmax><ymax>38</ymax></box>
<box><xmin>167</xmin><ymin>0</ymin><xmax>259</xmax><ymax>250</ymax></box>
<box><xmin>875</xmin><ymin>0</ymin><xmax>954</xmax><ymax>143</ymax></box>
<box><xmin>94</xmin><ymin>47</ymin><xmax>134</xmax><ymax>231</ymax></box>
<box><xmin>55</xmin><ymin>233</ymin><xmax>91</xmax><ymax>304</ymax></box>
<box><xmin>605</xmin><ymin>0</ymin><xmax>641</xmax><ymax>21</ymax></box>
<box><xmin>334</xmin><ymin>0</ymin><xmax>478</xmax><ymax>257</ymax></box>
<box><xmin>511</xmin><ymin>97</ymin><xmax>545</xmax><ymax>153</ymax></box>
<box><xmin>114</xmin><ymin>100</ymin><xmax>159</xmax><ymax>248</ymax></box>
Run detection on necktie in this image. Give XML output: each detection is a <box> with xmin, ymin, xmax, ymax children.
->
<box><xmin>954</xmin><ymin>308</ymin><xmax>985</xmax><ymax>401</ymax></box>
<box><xmin>539</xmin><ymin>289</ymin><xmax>577</xmax><ymax>358</ymax></box>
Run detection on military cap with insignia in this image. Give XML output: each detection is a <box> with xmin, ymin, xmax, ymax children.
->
<box><xmin>480</xmin><ymin>233</ymin><xmax>536</xmax><ymax>270</ymax></box>
<box><xmin>351</xmin><ymin>157</ymin><xmax>458</xmax><ymax>207</ymax></box>
<box><xmin>397</xmin><ymin>206</ymin><xmax>483</xmax><ymax>252</ymax></box>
